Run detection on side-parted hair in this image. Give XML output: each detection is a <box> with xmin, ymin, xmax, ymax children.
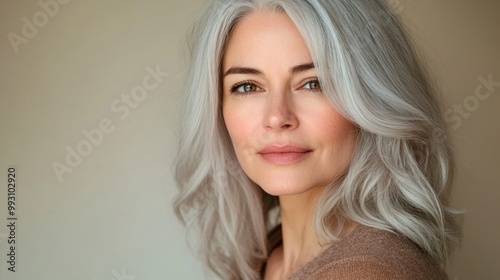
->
<box><xmin>173</xmin><ymin>0</ymin><xmax>462</xmax><ymax>279</ymax></box>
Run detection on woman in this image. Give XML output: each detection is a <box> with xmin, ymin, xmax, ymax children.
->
<box><xmin>173</xmin><ymin>0</ymin><xmax>462</xmax><ymax>279</ymax></box>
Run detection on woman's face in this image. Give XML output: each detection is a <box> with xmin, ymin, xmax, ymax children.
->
<box><xmin>222</xmin><ymin>11</ymin><xmax>358</xmax><ymax>196</ymax></box>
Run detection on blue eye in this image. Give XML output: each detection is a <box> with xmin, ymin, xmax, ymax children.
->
<box><xmin>303</xmin><ymin>79</ymin><xmax>321</xmax><ymax>92</ymax></box>
<box><xmin>230</xmin><ymin>82</ymin><xmax>261</xmax><ymax>94</ymax></box>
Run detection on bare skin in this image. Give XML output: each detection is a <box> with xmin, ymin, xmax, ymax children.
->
<box><xmin>221</xmin><ymin>10</ymin><xmax>358</xmax><ymax>279</ymax></box>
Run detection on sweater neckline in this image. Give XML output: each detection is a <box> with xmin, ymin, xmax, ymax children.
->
<box><xmin>286</xmin><ymin>224</ymin><xmax>368</xmax><ymax>279</ymax></box>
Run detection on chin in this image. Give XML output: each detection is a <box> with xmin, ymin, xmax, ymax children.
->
<box><xmin>256</xmin><ymin>179</ymin><xmax>325</xmax><ymax>197</ymax></box>
<box><xmin>260</xmin><ymin>186</ymin><xmax>304</xmax><ymax>196</ymax></box>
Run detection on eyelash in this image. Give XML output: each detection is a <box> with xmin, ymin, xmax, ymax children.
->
<box><xmin>303</xmin><ymin>79</ymin><xmax>322</xmax><ymax>92</ymax></box>
<box><xmin>229</xmin><ymin>80</ymin><xmax>259</xmax><ymax>95</ymax></box>
<box><xmin>228</xmin><ymin>79</ymin><xmax>322</xmax><ymax>95</ymax></box>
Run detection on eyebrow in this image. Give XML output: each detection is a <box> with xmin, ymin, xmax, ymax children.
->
<box><xmin>223</xmin><ymin>62</ymin><xmax>315</xmax><ymax>77</ymax></box>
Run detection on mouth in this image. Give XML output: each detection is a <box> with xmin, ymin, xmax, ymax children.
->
<box><xmin>258</xmin><ymin>144</ymin><xmax>312</xmax><ymax>165</ymax></box>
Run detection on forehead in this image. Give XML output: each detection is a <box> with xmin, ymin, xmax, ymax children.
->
<box><xmin>222</xmin><ymin>10</ymin><xmax>313</xmax><ymax>70</ymax></box>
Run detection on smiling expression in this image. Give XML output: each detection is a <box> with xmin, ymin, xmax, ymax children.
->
<box><xmin>222</xmin><ymin>10</ymin><xmax>358</xmax><ymax>196</ymax></box>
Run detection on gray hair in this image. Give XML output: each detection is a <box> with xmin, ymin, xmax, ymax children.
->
<box><xmin>173</xmin><ymin>0</ymin><xmax>462</xmax><ymax>279</ymax></box>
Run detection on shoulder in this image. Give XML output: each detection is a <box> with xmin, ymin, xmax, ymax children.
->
<box><xmin>289</xmin><ymin>226</ymin><xmax>448</xmax><ymax>280</ymax></box>
<box><xmin>263</xmin><ymin>245</ymin><xmax>284</xmax><ymax>280</ymax></box>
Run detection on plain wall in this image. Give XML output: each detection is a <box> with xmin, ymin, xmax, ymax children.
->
<box><xmin>399</xmin><ymin>1</ymin><xmax>500</xmax><ymax>279</ymax></box>
<box><xmin>0</xmin><ymin>0</ymin><xmax>498</xmax><ymax>279</ymax></box>
<box><xmin>0</xmin><ymin>0</ymin><xmax>207</xmax><ymax>279</ymax></box>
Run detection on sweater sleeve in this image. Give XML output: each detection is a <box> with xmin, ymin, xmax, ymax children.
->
<box><xmin>308</xmin><ymin>257</ymin><xmax>406</xmax><ymax>280</ymax></box>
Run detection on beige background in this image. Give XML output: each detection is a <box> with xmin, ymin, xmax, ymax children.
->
<box><xmin>0</xmin><ymin>0</ymin><xmax>498</xmax><ymax>279</ymax></box>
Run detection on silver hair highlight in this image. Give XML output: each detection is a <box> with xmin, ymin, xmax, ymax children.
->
<box><xmin>173</xmin><ymin>0</ymin><xmax>462</xmax><ymax>279</ymax></box>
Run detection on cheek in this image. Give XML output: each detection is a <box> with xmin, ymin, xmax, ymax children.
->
<box><xmin>325</xmin><ymin>116</ymin><xmax>356</xmax><ymax>144</ymax></box>
<box><xmin>311</xmin><ymin>110</ymin><xmax>358</xmax><ymax>160</ymax></box>
<box><xmin>223</xmin><ymin>105</ymin><xmax>254</xmax><ymax>149</ymax></box>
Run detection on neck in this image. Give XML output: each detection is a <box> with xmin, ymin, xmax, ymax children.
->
<box><xmin>278</xmin><ymin>188</ymin><xmax>328</xmax><ymax>275</ymax></box>
<box><xmin>276</xmin><ymin>188</ymin><xmax>358</xmax><ymax>277</ymax></box>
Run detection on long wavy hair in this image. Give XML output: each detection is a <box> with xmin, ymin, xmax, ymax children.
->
<box><xmin>173</xmin><ymin>0</ymin><xmax>462</xmax><ymax>279</ymax></box>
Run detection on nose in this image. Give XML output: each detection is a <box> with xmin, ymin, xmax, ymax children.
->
<box><xmin>264</xmin><ymin>87</ymin><xmax>299</xmax><ymax>131</ymax></box>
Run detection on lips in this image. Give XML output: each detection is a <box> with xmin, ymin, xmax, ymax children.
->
<box><xmin>258</xmin><ymin>144</ymin><xmax>312</xmax><ymax>165</ymax></box>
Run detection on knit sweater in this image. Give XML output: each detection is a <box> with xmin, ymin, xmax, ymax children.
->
<box><xmin>262</xmin><ymin>225</ymin><xmax>448</xmax><ymax>280</ymax></box>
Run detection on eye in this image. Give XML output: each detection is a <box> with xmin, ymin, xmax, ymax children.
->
<box><xmin>230</xmin><ymin>82</ymin><xmax>262</xmax><ymax>95</ymax></box>
<box><xmin>303</xmin><ymin>79</ymin><xmax>321</xmax><ymax>92</ymax></box>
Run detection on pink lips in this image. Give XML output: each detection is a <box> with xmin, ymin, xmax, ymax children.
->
<box><xmin>258</xmin><ymin>145</ymin><xmax>312</xmax><ymax>165</ymax></box>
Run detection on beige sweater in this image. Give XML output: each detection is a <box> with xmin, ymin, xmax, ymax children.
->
<box><xmin>263</xmin><ymin>225</ymin><xmax>448</xmax><ymax>280</ymax></box>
